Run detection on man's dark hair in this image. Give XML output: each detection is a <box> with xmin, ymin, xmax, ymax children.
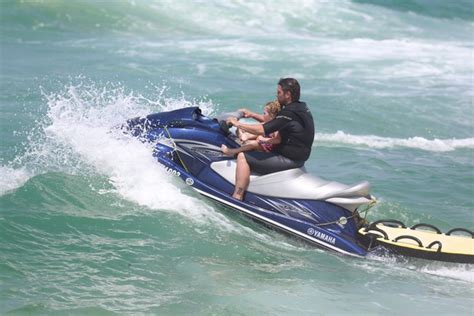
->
<box><xmin>278</xmin><ymin>78</ymin><xmax>300</xmax><ymax>102</ymax></box>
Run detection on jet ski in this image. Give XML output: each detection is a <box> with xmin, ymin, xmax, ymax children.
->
<box><xmin>124</xmin><ymin>106</ymin><xmax>375</xmax><ymax>257</ymax></box>
<box><xmin>123</xmin><ymin>106</ymin><xmax>473</xmax><ymax>263</ymax></box>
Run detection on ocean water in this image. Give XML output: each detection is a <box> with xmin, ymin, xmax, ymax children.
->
<box><xmin>1</xmin><ymin>0</ymin><xmax>473</xmax><ymax>314</ymax></box>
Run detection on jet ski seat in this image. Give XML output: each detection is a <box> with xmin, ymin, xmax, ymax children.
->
<box><xmin>210</xmin><ymin>160</ymin><xmax>374</xmax><ymax>212</ymax></box>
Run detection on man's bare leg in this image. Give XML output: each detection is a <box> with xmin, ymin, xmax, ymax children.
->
<box><xmin>221</xmin><ymin>141</ymin><xmax>259</xmax><ymax>157</ymax></box>
<box><xmin>232</xmin><ymin>152</ymin><xmax>250</xmax><ymax>200</ymax></box>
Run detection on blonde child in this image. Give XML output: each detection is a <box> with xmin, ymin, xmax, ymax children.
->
<box><xmin>221</xmin><ymin>100</ymin><xmax>281</xmax><ymax>157</ymax></box>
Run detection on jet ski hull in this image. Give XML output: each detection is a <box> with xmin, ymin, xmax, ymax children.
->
<box><xmin>125</xmin><ymin>107</ymin><xmax>372</xmax><ymax>257</ymax></box>
<box><xmin>156</xmin><ymin>153</ymin><xmax>367</xmax><ymax>257</ymax></box>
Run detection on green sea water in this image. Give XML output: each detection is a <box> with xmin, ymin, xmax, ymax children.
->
<box><xmin>1</xmin><ymin>0</ymin><xmax>473</xmax><ymax>315</ymax></box>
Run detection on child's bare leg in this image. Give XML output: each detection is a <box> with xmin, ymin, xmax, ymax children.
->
<box><xmin>236</xmin><ymin>129</ymin><xmax>249</xmax><ymax>141</ymax></box>
<box><xmin>239</xmin><ymin>132</ymin><xmax>257</xmax><ymax>143</ymax></box>
<box><xmin>236</xmin><ymin>128</ymin><xmax>243</xmax><ymax>139</ymax></box>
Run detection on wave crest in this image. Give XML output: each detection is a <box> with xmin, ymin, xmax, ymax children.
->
<box><xmin>0</xmin><ymin>166</ymin><xmax>32</xmax><ymax>196</ymax></box>
<box><xmin>317</xmin><ymin>131</ymin><xmax>474</xmax><ymax>152</ymax></box>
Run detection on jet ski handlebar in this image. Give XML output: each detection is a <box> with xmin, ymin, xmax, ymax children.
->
<box><xmin>215</xmin><ymin>110</ymin><xmax>244</xmax><ymax>122</ymax></box>
<box><xmin>215</xmin><ymin>110</ymin><xmax>244</xmax><ymax>134</ymax></box>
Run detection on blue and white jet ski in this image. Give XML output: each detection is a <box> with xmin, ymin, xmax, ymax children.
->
<box><xmin>124</xmin><ymin>107</ymin><xmax>375</xmax><ymax>258</ymax></box>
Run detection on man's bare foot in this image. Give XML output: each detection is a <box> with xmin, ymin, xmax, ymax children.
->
<box><xmin>232</xmin><ymin>193</ymin><xmax>243</xmax><ymax>200</ymax></box>
<box><xmin>232</xmin><ymin>187</ymin><xmax>245</xmax><ymax>200</ymax></box>
<box><xmin>221</xmin><ymin>144</ymin><xmax>237</xmax><ymax>157</ymax></box>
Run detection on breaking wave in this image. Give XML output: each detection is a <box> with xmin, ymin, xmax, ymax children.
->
<box><xmin>316</xmin><ymin>131</ymin><xmax>474</xmax><ymax>152</ymax></box>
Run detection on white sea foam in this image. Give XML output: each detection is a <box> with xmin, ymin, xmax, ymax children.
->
<box><xmin>314</xmin><ymin>37</ymin><xmax>473</xmax><ymax>93</ymax></box>
<box><xmin>420</xmin><ymin>264</ymin><xmax>474</xmax><ymax>283</ymax></box>
<box><xmin>107</xmin><ymin>0</ymin><xmax>473</xmax><ymax>97</ymax></box>
<box><xmin>316</xmin><ymin>131</ymin><xmax>474</xmax><ymax>152</ymax></box>
<box><xmin>361</xmin><ymin>252</ymin><xmax>474</xmax><ymax>283</ymax></box>
<box><xmin>0</xmin><ymin>166</ymin><xmax>33</xmax><ymax>196</ymax></box>
<box><xmin>317</xmin><ymin>38</ymin><xmax>471</xmax><ymax>63</ymax></box>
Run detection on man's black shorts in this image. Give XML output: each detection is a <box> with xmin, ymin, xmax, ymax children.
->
<box><xmin>243</xmin><ymin>151</ymin><xmax>304</xmax><ymax>175</ymax></box>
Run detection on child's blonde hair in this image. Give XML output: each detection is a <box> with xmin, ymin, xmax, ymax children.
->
<box><xmin>265</xmin><ymin>100</ymin><xmax>281</xmax><ymax>117</ymax></box>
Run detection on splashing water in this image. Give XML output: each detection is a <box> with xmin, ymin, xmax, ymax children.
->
<box><xmin>1</xmin><ymin>81</ymin><xmax>236</xmax><ymax>226</ymax></box>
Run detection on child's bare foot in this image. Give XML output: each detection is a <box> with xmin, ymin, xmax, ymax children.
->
<box><xmin>221</xmin><ymin>145</ymin><xmax>236</xmax><ymax>157</ymax></box>
<box><xmin>240</xmin><ymin>133</ymin><xmax>249</xmax><ymax>142</ymax></box>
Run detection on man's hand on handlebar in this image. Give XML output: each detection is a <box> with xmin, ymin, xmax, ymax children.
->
<box><xmin>227</xmin><ymin>117</ymin><xmax>239</xmax><ymax>127</ymax></box>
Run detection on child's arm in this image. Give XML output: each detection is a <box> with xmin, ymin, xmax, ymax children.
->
<box><xmin>239</xmin><ymin>108</ymin><xmax>265</xmax><ymax>123</ymax></box>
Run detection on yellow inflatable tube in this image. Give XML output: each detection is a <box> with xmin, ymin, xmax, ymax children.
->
<box><xmin>358</xmin><ymin>220</ymin><xmax>473</xmax><ymax>263</ymax></box>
